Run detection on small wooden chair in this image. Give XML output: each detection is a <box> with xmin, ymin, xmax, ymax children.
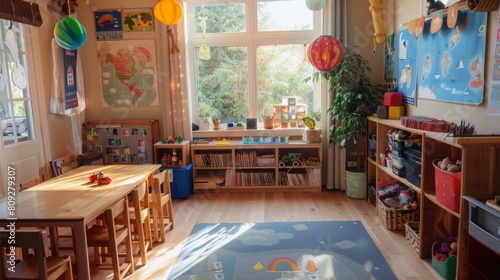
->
<box><xmin>118</xmin><ymin>181</ymin><xmax>152</xmax><ymax>268</ymax></box>
<box><xmin>149</xmin><ymin>170</ymin><xmax>174</xmax><ymax>243</ymax></box>
<box><xmin>19</xmin><ymin>174</ymin><xmax>45</xmax><ymax>192</ymax></box>
<box><xmin>86</xmin><ymin>198</ymin><xmax>134</xmax><ymax>280</ymax></box>
<box><xmin>0</xmin><ymin>229</ymin><xmax>73</xmax><ymax>280</ymax></box>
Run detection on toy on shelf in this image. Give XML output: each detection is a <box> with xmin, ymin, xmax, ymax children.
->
<box><xmin>278</xmin><ymin>152</ymin><xmax>302</xmax><ymax>167</ymax></box>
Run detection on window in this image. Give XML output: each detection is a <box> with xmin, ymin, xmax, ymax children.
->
<box><xmin>185</xmin><ymin>0</ymin><xmax>322</xmax><ymax>125</ymax></box>
<box><xmin>0</xmin><ymin>20</ymin><xmax>35</xmax><ymax>145</ymax></box>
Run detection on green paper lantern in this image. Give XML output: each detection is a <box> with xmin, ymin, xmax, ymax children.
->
<box><xmin>54</xmin><ymin>17</ymin><xmax>87</xmax><ymax>50</ymax></box>
<box><xmin>306</xmin><ymin>0</ymin><xmax>325</xmax><ymax>11</ymax></box>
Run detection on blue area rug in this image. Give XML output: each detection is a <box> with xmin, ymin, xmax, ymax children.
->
<box><xmin>168</xmin><ymin>221</ymin><xmax>397</xmax><ymax>280</ymax></box>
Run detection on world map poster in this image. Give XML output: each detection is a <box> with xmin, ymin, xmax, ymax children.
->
<box><xmin>418</xmin><ymin>9</ymin><xmax>487</xmax><ymax>105</ymax></box>
<box><xmin>97</xmin><ymin>39</ymin><xmax>159</xmax><ymax>107</ymax></box>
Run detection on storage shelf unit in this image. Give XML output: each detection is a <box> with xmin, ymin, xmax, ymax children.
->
<box><xmin>153</xmin><ymin>140</ymin><xmax>190</xmax><ymax>168</ymax></box>
<box><xmin>367</xmin><ymin>116</ymin><xmax>500</xmax><ymax>279</ymax></box>
<box><xmin>191</xmin><ymin>141</ymin><xmax>322</xmax><ymax>192</ymax></box>
<box><xmin>273</xmin><ymin>104</ymin><xmax>306</xmax><ymax>128</ymax></box>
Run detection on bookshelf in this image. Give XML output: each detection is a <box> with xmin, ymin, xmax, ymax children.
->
<box><xmin>191</xmin><ymin>141</ymin><xmax>322</xmax><ymax>192</ymax></box>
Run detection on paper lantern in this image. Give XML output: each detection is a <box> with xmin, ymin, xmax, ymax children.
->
<box><xmin>308</xmin><ymin>35</ymin><xmax>344</xmax><ymax>72</ymax></box>
<box><xmin>306</xmin><ymin>0</ymin><xmax>325</xmax><ymax>11</ymax></box>
<box><xmin>154</xmin><ymin>0</ymin><xmax>183</xmax><ymax>25</ymax></box>
<box><xmin>54</xmin><ymin>17</ymin><xmax>87</xmax><ymax>50</ymax></box>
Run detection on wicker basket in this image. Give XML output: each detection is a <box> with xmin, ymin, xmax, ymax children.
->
<box><xmin>378</xmin><ymin>199</ymin><xmax>417</xmax><ymax>231</ymax></box>
<box><xmin>404</xmin><ymin>222</ymin><xmax>420</xmax><ymax>253</ymax></box>
<box><xmin>467</xmin><ymin>0</ymin><xmax>500</xmax><ymax>12</ymax></box>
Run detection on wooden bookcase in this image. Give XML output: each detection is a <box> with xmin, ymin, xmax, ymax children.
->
<box><xmin>83</xmin><ymin>119</ymin><xmax>160</xmax><ymax>164</ymax></box>
<box><xmin>191</xmin><ymin>140</ymin><xmax>322</xmax><ymax>192</ymax></box>
<box><xmin>367</xmin><ymin>116</ymin><xmax>500</xmax><ymax>279</ymax></box>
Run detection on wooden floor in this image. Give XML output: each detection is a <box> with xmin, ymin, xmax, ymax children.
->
<box><xmin>87</xmin><ymin>190</ymin><xmax>442</xmax><ymax>280</ymax></box>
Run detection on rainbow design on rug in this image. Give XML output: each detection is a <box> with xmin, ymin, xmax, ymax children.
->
<box><xmin>267</xmin><ymin>257</ymin><xmax>301</xmax><ymax>272</ymax></box>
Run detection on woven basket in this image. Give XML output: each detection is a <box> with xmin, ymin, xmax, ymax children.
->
<box><xmin>404</xmin><ymin>222</ymin><xmax>420</xmax><ymax>253</ymax></box>
<box><xmin>467</xmin><ymin>0</ymin><xmax>500</xmax><ymax>12</ymax></box>
<box><xmin>378</xmin><ymin>199</ymin><xmax>417</xmax><ymax>231</ymax></box>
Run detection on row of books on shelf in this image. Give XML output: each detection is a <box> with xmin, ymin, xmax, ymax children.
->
<box><xmin>194</xmin><ymin>153</ymin><xmax>231</xmax><ymax>167</ymax></box>
<box><xmin>236</xmin><ymin>151</ymin><xmax>275</xmax><ymax>167</ymax></box>
<box><xmin>221</xmin><ymin>168</ymin><xmax>321</xmax><ymax>186</ymax></box>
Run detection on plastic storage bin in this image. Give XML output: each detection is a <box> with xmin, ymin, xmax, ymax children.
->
<box><xmin>163</xmin><ymin>163</ymin><xmax>193</xmax><ymax>199</ymax></box>
<box><xmin>432</xmin><ymin>241</ymin><xmax>457</xmax><ymax>280</ymax></box>
<box><xmin>433</xmin><ymin>159</ymin><xmax>461</xmax><ymax>212</ymax></box>
<box><xmin>404</xmin><ymin>147</ymin><xmax>422</xmax><ymax>188</ymax></box>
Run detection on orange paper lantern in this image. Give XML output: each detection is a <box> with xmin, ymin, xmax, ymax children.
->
<box><xmin>308</xmin><ymin>35</ymin><xmax>344</xmax><ymax>72</ymax></box>
<box><xmin>154</xmin><ymin>0</ymin><xmax>183</xmax><ymax>25</ymax></box>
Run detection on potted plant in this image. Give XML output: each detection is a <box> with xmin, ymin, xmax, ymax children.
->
<box><xmin>198</xmin><ymin>103</ymin><xmax>213</xmax><ymax>130</ymax></box>
<box><xmin>308</xmin><ymin>45</ymin><xmax>384</xmax><ymax>197</ymax></box>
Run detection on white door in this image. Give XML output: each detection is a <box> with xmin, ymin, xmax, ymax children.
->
<box><xmin>0</xmin><ymin>22</ymin><xmax>48</xmax><ymax>195</ymax></box>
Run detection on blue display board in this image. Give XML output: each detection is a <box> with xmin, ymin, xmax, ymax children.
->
<box><xmin>418</xmin><ymin>9</ymin><xmax>487</xmax><ymax>105</ymax></box>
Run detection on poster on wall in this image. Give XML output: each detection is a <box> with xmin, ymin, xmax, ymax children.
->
<box><xmin>94</xmin><ymin>10</ymin><xmax>123</xmax><ymax>40</ymax></box>
<box><xmin>122</xmin><ymin>9</ymin><xmax>155</xmax><ymax>32</ymax></box>
<box><xmin>396</xmin><ymin>28</ymin><xmax>417</xmax><ymax>105</ymax></box>
<box><xmin>97</xmin><ymin>39</ymin><xmax>159</xmax><ymax>107</ymax></box>
<box><xmin>385</xmin><ymin>33</ymin><xmax>397</xmax><ymax>82</ymax></box>
<box><xmin>418</xmin><ymin>9</ymin><xmax>487</xmax><ymax>105</ymax></box>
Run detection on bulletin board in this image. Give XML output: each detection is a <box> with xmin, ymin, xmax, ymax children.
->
<box><xmin>83</xmin><ymin>119</ymin><xmax>159</xmax><ymax>164</ymax></box>
<box><xmin>417</xmin><ymin>9</ymin><xmax>487</xmax><ymax>104</ymax></box>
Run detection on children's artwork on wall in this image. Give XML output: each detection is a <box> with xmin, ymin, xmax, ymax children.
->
<box><xmin>97</xmin><ymin>39</ymin><xmax>159</xmax><ymax>107</ymax></box>
<box><xmin>418</xmin><ymin>9</ymin><xmax>487</xmax><ymax>105</ymax></box>
<box><xmin>396</xmin><ymin>28</ymin><xmax>417</xmax><ymax>105</ymax></box>
<box><xmin>122</xmin><ymin>9</ymin><xmax>154</xmax><ymax>32</ymax></box>
<box><xmin>94</xmin><ymin>10</ymin><xmax>123</xmax><ymax>40</ymax></box>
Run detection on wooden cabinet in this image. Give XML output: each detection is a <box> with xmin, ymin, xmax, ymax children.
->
<box><xmin>367</xmin><ymin>116</ymin><xmax>500</xmax><ymax>279</ymax></box>
<box><xmin>191</xmin><ymin>141</ymin><xmax>322</xmax><ymax>192</ymax></box>
<box><xmin>153</xmin><ymin>141</ymin><xmax>190</xmax><ymax>168</ymax></box>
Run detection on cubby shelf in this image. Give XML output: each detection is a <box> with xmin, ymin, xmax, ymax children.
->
<box><xmin>367</xmin><ymin>116</ymin><xmax>500</xmax><ymax>279</ymax></box>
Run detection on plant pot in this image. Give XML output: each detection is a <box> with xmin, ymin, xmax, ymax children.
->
<box><xmin>199</xmin><ymin>121</ymin><xmax>210</xmax><ymax>131</ymax></box>
<box><xmin>263</xmin><ymin>118</ymin><xmax>274</xmax><ymax>129</ymax></box>
<box><xmin>345</xmin><ymin>170</ymin><xmax>366</xmax><ymax>199</ymax></box>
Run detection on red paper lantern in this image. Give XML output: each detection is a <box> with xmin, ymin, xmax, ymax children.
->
<box><xmin>308</xmin><ymin>35</ymin><xmax>344</xmax><ymax>72</ymax></box>
<box><xmin>154</xmin><ymin>0</ymin><xmax>183</xmax><ymax>25</ymax></box>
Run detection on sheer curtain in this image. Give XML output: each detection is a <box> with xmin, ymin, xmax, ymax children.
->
<box><xmin>160</xmin><ymin>23</ymin><xmax>192</xmax><ymax>141</ymax></box>
<box><xmin>323</xmin><ymin>0</ymin><xmax>346</xmax><ymax>190</ymax></box>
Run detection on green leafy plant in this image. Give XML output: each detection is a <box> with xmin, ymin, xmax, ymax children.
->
<box><xmin>308</xmin><ymin>45</ymin><xmax>384</xmax><ymax>149</ymax></box>
<box><xmin>198</xmin><ymin>103</ymin><xmax>213</xmax><ymax>124</ymax></box>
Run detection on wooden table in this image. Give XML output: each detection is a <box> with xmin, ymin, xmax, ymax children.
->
<box><xmin>0</xmin><ymin>164</ymin><xmax>160</xmax><ymax>279</ymax></box>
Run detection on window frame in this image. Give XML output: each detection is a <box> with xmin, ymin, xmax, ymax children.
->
<box><xmin>184</xmin><ymin>0</ymin><xmax>323</xmax><ymax>126</ymax></box>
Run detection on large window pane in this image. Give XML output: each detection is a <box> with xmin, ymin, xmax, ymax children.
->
<box><xmin>257</xmin><ymin>44</ymin><xmax>314</xmax><ymax>121</ymax></box>
<box><xmin>196</xmin><ymin>46</ymin><xmax>249</xmax><ymax>123</ymax></box>
<box><xmin>194</xmin><ymin>3</ymin><xmax>246</xmax><ymax>34</ymax></box>
<box><xmin>0</xmin><ymin>21</ymin><xmax>35</xmax><ymax>145</ymax></box>
<box><xmin>258</xmin><ymin>1</ymin><xmax>313</xmax><ymax>31</ymax></box>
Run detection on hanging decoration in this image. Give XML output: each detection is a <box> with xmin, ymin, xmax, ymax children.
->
<box><xmin>54</xmin><ymin>17</ymin><xmax>87</xmax><ymax>50</ymax></box>
<box><xmin>154</xmin><ymin>0</ymin><xmax>183</xmax><ymax>25</ymax></box>
<box><xmin>168</xmin><ymin>29</ymin><xmax>180</xmax><ymax>53</ymax></box>
<box><xmin>4</xmin><ymin>22</ymin><xmax>27</xmax><ymax>89</ymax></box>
<box><xmin>307</xmin><ymin>35</ymin><xmax>344</xmax><ymax>72</ymax></box>
<box><xmin>305</xmin><ymin>0</ymin><xmax>325</xmax><ymax>11</ymax></box>
<box><xmin>198</xmin><ymin>17</ymin><xmax>210</xmax><ymax>60</ymax></box>
<box><xmin>368</xmin><ymin>0</ymin><xmax>387</xmax><ymax>54</ymax></box>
